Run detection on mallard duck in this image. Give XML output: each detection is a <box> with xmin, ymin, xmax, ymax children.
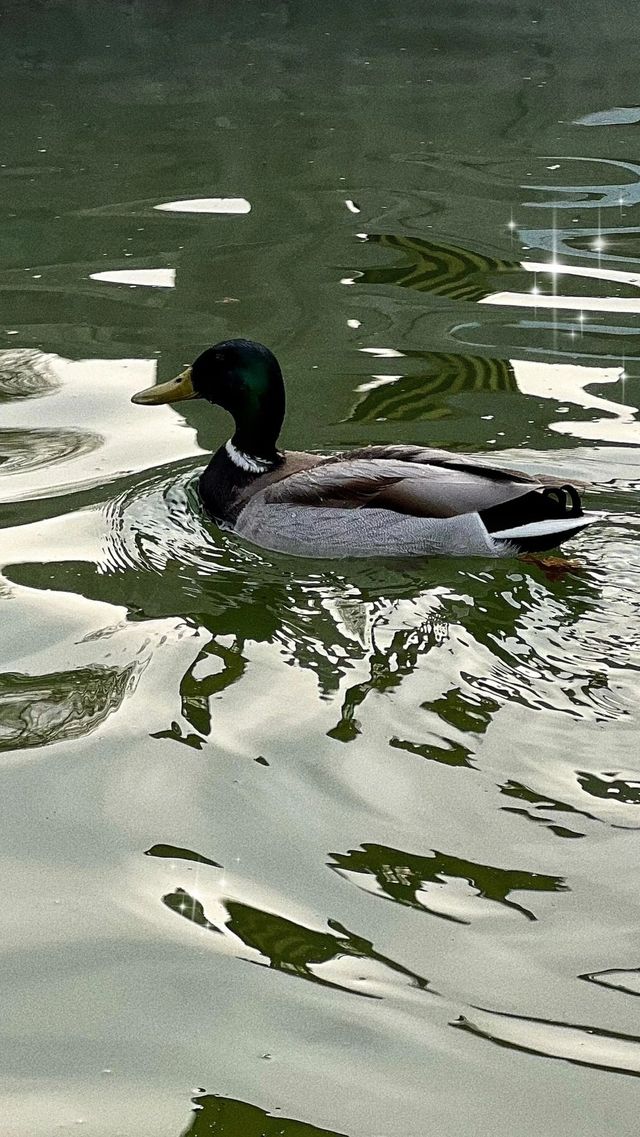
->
<box><xmin>132</xmin><ymin>339</ymin><xmax>598</xmax><ymax>558</ymax></box>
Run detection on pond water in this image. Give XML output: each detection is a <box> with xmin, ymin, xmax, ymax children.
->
<box><xmin>1</xmin><ymin>2</ymin><xmax>640</xmax><ymax>1134</ymax></box>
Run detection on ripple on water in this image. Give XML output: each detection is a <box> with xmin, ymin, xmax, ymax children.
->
<box><xmin>0</xmin><ymin>349</ymin><xmax>202</xmax><ymax>504</ymax></box>
<box><xmin>143</xmin><ymin>845</ymin><xmax>432</xmax><ymax>1002</ymax></box>
<box><xmin>0</xmin><ymin>349</ymin><xmax>60</xmax><ymax>401</ymax></box>
<box><xmin>1</xmin><ymin>319</ymin><xmax>639</xmax><ymax>1125</ymax></box>
<box><xmin>453</xmin><ymin>1007</ymin><xmax>640</xmax><ymax>1078</ymax></box>
<box><xmin>0</xmin><ymin>427</ymin><xmax>102</xmax><ymax>474</ymax></box>
<box><xmin>580</xmin><ymin>968</ymin><xmax>640</xmax><ymax>997</ymax></box>
<box><xmin>0</xmin><ymin>663</ymin><xmax>135</xmax><ymax>754</ymax></box>
<box><xmin>4</xmin><ymin>8</ymin><xmax>640</xmax><ymax>1133</ymax></box>
<box><xmin>7</xmin><ymin>457</ymin><xmax>638</xmax><ymax>773</ymax></box>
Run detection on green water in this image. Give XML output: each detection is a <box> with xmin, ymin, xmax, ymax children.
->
<box><xmin>1</xmin><ymin>2</ymin><xmax>640</xmax><ymax>1134</ymax></box>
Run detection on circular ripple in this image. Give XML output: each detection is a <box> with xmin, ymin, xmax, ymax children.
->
<box><xmin>0</xmin><ymin>427</ymin><xmax>102</xmax><ymax>474</ymax></box>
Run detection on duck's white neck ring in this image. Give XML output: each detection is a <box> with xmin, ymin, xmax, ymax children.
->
<box><xmin>225</xmin><ymin>439</ymin><xmax>272</xmax><ymax>474</ymax></box>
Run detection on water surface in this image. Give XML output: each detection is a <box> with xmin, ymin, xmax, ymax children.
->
<box><xmin>1</xmin><ymin>3</ymin><xmax>640</xmax><ymax>1135</ymax></box>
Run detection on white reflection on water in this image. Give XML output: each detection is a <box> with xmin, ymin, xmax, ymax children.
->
<box><xmin>359</xmin><ymin>347</ymin><xmax>404</xmax><ymax>357</ymax></box>
<box><xmin>575</xmin><ymin>107</ymin><xmax>640</xmax><ymax>126</ymax></box>
<box><xmin>355</xmin><ymin>375</ymin><xmax>403</xmax><ymax>392</ymax></box>
<box><xmin>519</xmin><ymin>225</ymin><xmax>640</xmax><ymax>262</ymax></box>
<box><xmin>481</xmin><ymin>292</ymin><xmax>640</xmax><ymax>315</ymax></box>
<box><xmin>521</xmin><ymin>260</ymin><xmax>640</xmax><ymax>288</ymax></box>
<box><xmin>0</xmin><ymin>350</ymin><xmax>203</xmax><ymax>502</ymax></box>
<box><xmin>154</xmin><ymin>197</ymin><xmax>251</xmax><ymax>214</ymax></box>
<box><xmin>511</xmin><ymin>359</ymin><xmax>640</xmax><ymax>444</ymax></box>
<box><xmin>481</xmin><ymin>237</ymin><xmax>640</xmax><ymax>315</ymax></box>
<box><xmin>90</xmin><ymin>269</ymin><xmax>175</xmax><ymax>288</ymax></box>
<box><xmin>522</xmin><ymin>156</ymin><xmax>640</xmax><ymax>211</ymax></box>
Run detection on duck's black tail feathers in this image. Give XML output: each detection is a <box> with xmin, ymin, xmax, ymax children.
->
<box><xmin>480</xmin><ymin>486</ymin><xmax>597</xmax><ymax>553</ymax></box>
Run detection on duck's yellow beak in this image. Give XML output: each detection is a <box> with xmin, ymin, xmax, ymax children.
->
<box><xmin>131</xmin><ymin>367</ymin><xmax>197</xmax><ymax>405</ymax></box>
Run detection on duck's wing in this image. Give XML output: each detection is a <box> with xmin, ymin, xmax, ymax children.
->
<box><xmin>262</xmin><ymin>453</ymin><xmax>556</xmax><ymax>519</ymax></box>
<box><xmin>328</xmin><ymin>444</ymin><xmax>588</xmax><ymax>490</ymax></box>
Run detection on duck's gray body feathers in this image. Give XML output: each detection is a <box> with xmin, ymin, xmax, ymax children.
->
<box><xmin>225</xmin><ymin>445</ymin><xmax>593</xmax><ymax>559</ymax></box>
<box><xmin>234</xmin><ymin>492</ymin><xmax>502</xmax><ymax>558</ymax></box>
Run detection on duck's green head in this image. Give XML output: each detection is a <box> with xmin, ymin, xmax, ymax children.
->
<box><xmin>132</xmin><ymin>339</ymin><xmax>285</xmax><ymax>464</ymax></box>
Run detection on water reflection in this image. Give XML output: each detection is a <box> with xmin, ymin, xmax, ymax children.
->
<box><xmin>162</xmin><ymin>888</ymin><xmax>221</xmax><ymax>935</ymax></box>
<box><xmin>581</xmin><ymin>968</ymin><xmax>640</xmax><ymax>997</ymax></box>
<box><xmin>326</xmin><ymin>606</ymin><xmax>450</xmax><ymax>743</ymax></box>
<box><xmin>0</xmin><ymin>426</ymin><xmax>101</xmax><ymax>474</ymax></box>
<box><xmin>454</xmin><ymin>1007</ymin><xmax>640</xmax><ymax>1078</ymax></box>
<box><xmin>3</xmin><ymin>0</ymin><xmax>640</xmax><ymax>1131</ymax></box>
<box><xmin>348</xmin><ymin>348</ymin><xmax>639</xmax><ymax>447</ymax></box>
<box><xmin>0</xmin><ymin>663</ymin><xmax>134</xmax><ymax>753</ymax></box>
<box><xmin>510</xmin><ymin>359</ymin><xmax>639</xmax><ymax>445</ymax></box>
<box><xmin>180</xmin><ymin>1092</ymin><xmax>348</xmax><ymax>1137</ymax></box>
<box><xmin>353</xmin><ymin>233</ymin><xmax>513</xmax><ymax>302</ymax></box>
<box><xmin>5</xmin><ymin>464</ymin><xmax>628</xmax><ymax>761</ymax></box>
<box><xmin>482</xmin><ymin>291</ymin><xmax>640</xmax><ymax>315</ymax></box>
<box><xmin>575</xmin><ymin>107</ymin><xmax>640</xmax><ymax>127</ymax></box>
<box><xmin>389</xmin><ymin>735</ymin><xmax>474</xmax><ymax>768</ymax></box>
<box><xmin>0</xmin><ymin>350</ymin><xmax>202</xmax><ymax>505</ymax></box>
<box><xmin>577</xmin><ymin>770</ymin><xmax>640</xmax><ymax>805</ymax></box>
<box><xmin>499</xmin><ymin>779</ymin><xmax>597</xmax><ymax>840</ymax></box>
<box><xmin>161</xmin><ymin>887</ymin><xmax>430</xmax><ymax>999</ymax></box>
<box><xmin>521</xmin><ymin>156</ymin><xmax>640</xmax><ymax>211</ymax></box>
<box><xmin>158</xmin><ymin>632</ymin><xmax>247</xmax><ymax>749</ymax></box>
<box><xmin>350</xmin><ymin>226</ymin><xmax>640</xmax><ymax>447</ymax></box>
<box><xmin>0</xmin><ymin>349</ymin><xmax>59</xmax><ymax>401</ymax></box>
<box><xmin>347</xmin><ymin>351</ymin><xmax>517</xmax><ymax>424</ymax></box>
<box><xmin>155</xmin><ymin>198</ymin><xmax>251</xmax><ymax>214</ymax></box>
<box><xmin>352</xmin><ymin>229</ymin><xmax>640</xmax><ymax>313</ymax></box>
<box><xmin>329</xmin><ymin>843</ymin><xmax>566</xmax><ymax>924</ymax></box>
<box><xmin>146</xmin><ymin>843</ymin><xmax>222</xmax><ymax>869</ymax></box>
<box><xmin>90</xmin><ymin>268</ymin><xmax>175</xmax><ymax>288</ymax></box>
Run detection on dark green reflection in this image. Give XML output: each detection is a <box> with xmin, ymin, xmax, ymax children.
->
<box><xmin>389</xmin><ymin>736</ymin><xmax>474</xmax><ymax>768</ymax></box>
<box><xmin>356</xmin><ymin>231</ymin><xmax>640</xmax><ymax>312</ymax></box>
<box><xmin>162</xmin><ymin>888</ymin><xmax>430</xmax><ymax>997</ymax></box>
<box><xmin>348</xmin><ymin>352</ymin><xmax>517</xmax><ymax>425</ymax></box>
<box><xmin>427</xmin><ymin>686</ymin><xmax>500</xmax><ymax>735</ymax></box>
<box><xmin>329</xmin><ymin>843</ymin><xmax>566</xmax><ymax>923</ymax></box>
<box><xmin>181</xmin><ymin>1092</ymin><xmax>348</xmax><ymax>1137</ymax></box>
<box><xmin>162</xmin><ymin>888</ymin><xmax>221</xmax><ymax>935</ymax></box>
<box><xmin>577</xmin><ymin>771</ymin><xmax>640</xmax><ymax>804</ymax></box>
<box><xmin>172</xmin><ymin>636</ymin><xmax>247</xmax><ymax>745</ymax></box>
<box><xmin>354</xmin><ymin>233</ymin><xmax>514</xmax><ymax>302</ymax></box>
<box><xmin>566</xmin><ymin>232</ymin><xmax>640</xmax><ymax>258</ymax></box>
<box><xmin>500</xmin><ymin>779</ymin><xmax>597</xmax><ymax>839</ymax></box>
<box><xmin>391</xmin><ymin>678</ymin><xmax>513</xmax><ymax>780</ymax></box>
<box><xmin>6</xmin><ymin>512</ymin><xmax>607</xmax><ymax>757</ymax></box>
<box><xmin>146</xmin><ymin>844</ymin><xmax>221</xmax><ymax>869</ymax></box>
<box><xmin>0</xmin><ymin>664</ymin><xmax>133</xmax><ymax>751</ymax></box>
<box><xmin>327</xmin><ymin>615</ymin><xmax>448</xmax><ymax>743</ymax></box>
